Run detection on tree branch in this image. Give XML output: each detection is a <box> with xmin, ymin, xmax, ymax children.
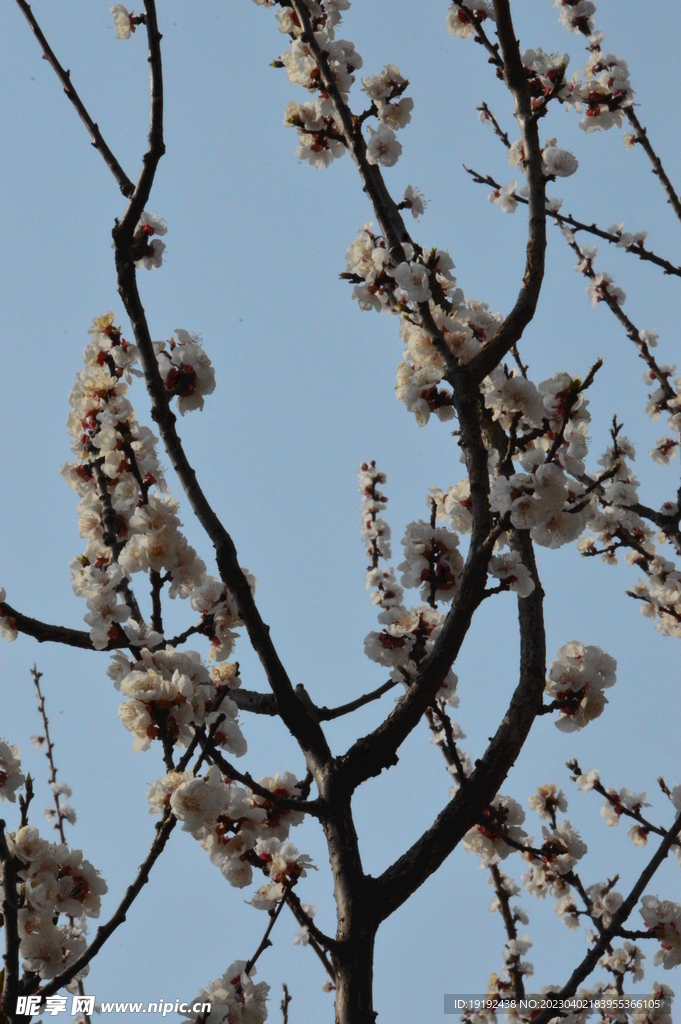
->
<box><xmin>113</xmin><ymin>0</ymin><xmax>166</xmax><ymax>246</ymax></box>
<box><xmin>316</xmin><ymin>679</ymin><xmax>400</xmax><ymax>721</ymax></box>
<box><xmin>465</xmin><ymin>0</ymin><xmax>546</xmax><ymax>383</ymax></box>
<box><xmin>0</xmin><ymin>601</ymin><xmax>127</xmax><ymax>650</ymax></box>
<box><xmin>466</xmin><ymin>166</ymin><xmax>681</xmax><ymax>278</ymax></box>
<box><xmin>372</xmin><ymin>531</ymin><xmax>545</xmax><ymax>921</ymax></box>
<box><xmin>37</xmin><ymin>811</ymin><xmax>177</xmax><ymax>998</ymax></box>
<box><xmin>531</xmin><ymin>809</ymin><xmax>681</xmax><ymax>1024</ymax></box>
<box><xmin>0</xmin><ymin>821</ymin><xmax>20</xmax><ymax>1020</ymax></box>
<box><xmin>626</xmin><ymin>107</ymin><xmax>681</xmax><ymax>225</ymax></box>
<box><xmin>198</xmin><ymin>739</ymin><xmax>322</xmax><ymax>818</ymax></box>
<box><xmin>13</xmin><ymin>0</ymin><xmax>134</xmax><ymax>197</ymax></box>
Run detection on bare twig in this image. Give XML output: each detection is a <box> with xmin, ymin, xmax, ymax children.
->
<box><xmin>280</xmin><ymin>983</ymin><xmax>292</xmax><ymax>1024</ymax></box>
<box><xmin>626</xmin><ymin>107</ymin><xmax>681</xmax><ymax>225</ymax></box>
<box><xmin>13</xmin><ymin>0</ymin><xmax>134</xmax><ymax>197</ymax></box>
<box><xmin>317</xmin><ymin>679</ymin><xmax>400</xmax><ymax>721</ymax></box>
<box><xmin>244</xmin><ymin>884</ymin><xmax>291</xmax><ymax>976</ymax></box>
<box><xmin>31</xmin><ymin>665</ymin><xmax>69</xmax><ymax>842</ymax></box>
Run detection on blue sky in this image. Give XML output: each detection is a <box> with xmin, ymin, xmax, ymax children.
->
<box><xmin>2</xmin><ymin>1</ymin><xmax>681</xmax><ymax>1020</ymax></box>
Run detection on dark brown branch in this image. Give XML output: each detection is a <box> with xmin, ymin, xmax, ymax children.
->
<box><xmin>626</xmin><ymin>107</ymin><xmax>681</xmax><ymax>225</ymax></box>
<box><xmin>0</xmin><ymin>821</ymin><xmax>20</xmax><ymax>1020</ymax></box>
<box><xmin>244</xmin><ymin>884</ymin><xmax>291</xmax><ymax>976</ymax></box>
<box><xmin>280</xmin><ymin>984</ymin><xmax>292</xmax><ymax>1024</ymax></box>
<box><xmin>489</xmin><ymin>864</ymin><xmax>525</xmax><ymax>1001</ymax></box>
<box><xmin>38</xmin><ymin>811</ymin><xmax>177</xmax><ymax>998</ymax></box>
<box><xmin>113</xmin><ymin>0</ymin><xmax>166</xmax><ymax>245</ymax></box>
<box><xmin>531</xmin><ymin>810</ymin><xmax>681</xmax><ymax>1024</ymax></box>
<box><xmin>31</xmin><ymin>665</ymin><xmax>69</xmax><ymax>842</ymax></box>
<box><xmin>466</xmin><ymin>166</ymin><xmax>681</xmax><ymax>278</ymax></box>
<box><xmin>317</xmin><ymin>679</ymin><xmax>400</xmax><ymax>721</ymax></box>
<box><xmin>373</xmin><ymin>531</ymin><xmax>545</xmax><ymax>921</ymax></box>
<box><xmin>13</xmin><ymin>0</ymin><xmax>134</xmax><ymax>197</ymax></box>
<box><xmin>465</xmin><ymin>0</ymin><xmax>546</xmax><ymax>384</ymax></box>
<box><xmin>198</xmin><ymin>739</ymin><xmax>322</xmax><ymax>818</ymax></box>
<box><xmin>0</xmin><ymin>601</ymin><xmax>127</xmax><ymax>650</ymax></box>
<box><xmin>149</xmin><ymin>569</ymin><xmax>164</xmax><ymax>635</ymax></box>
<box><xmin>105</xmin><ymin>4</ymin><xmax>330</xmax><ymax>773</ymax></box>
<box><xmin>285</xmin><ymin>888</ymin><xmax>340</xmax><ymax>964</ymax></box>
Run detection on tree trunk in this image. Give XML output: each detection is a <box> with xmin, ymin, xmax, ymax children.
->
<box><xmin>334</xmin><ymin>930</ymin><xmax>377</xmax><ymax>1024</ymax></box>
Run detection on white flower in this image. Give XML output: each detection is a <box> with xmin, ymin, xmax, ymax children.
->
<box><xmin>402</xmin><ymin>185</ymin><xmax>425</xmax><ymax>220</ymax></box>
<box><xmin>393</xmin><ymin>261</ymin><xmax>432</xmax><ymax>303</ymax></box>
<box><xmin>489</xmin><ymin>551</ymin><xmax>535</xmax><ymax>598</ymax></box>
<box><xmin>110</xmin><ymin>5</ymin><xmax>135</xmax><ymax>40</ymax></box>
<box><xmin>365</xmin><ymin>124</ymin><xmax>402</xmax><ymax>167</ymax></box>
<box><xmin>170</xmin><ymin>770</ymin><xmax>225</xmax><ymax>836</ymax></box>
<box><xmin>0</xmin><ymin>587</ymin><xmax>18</xmax><ymax>642</ymax></box>
<box><xmin>542</xmin><ymin>146</ymin><xmax>578</xmax><ymax>178</ymax></box>
<box><xmin>0</xmin><ymin>740</ymin><xmax>25</xmax><ymax>802</ymax></box>
<box><xmin>446</xmin><ymin>1</ymin><xmax>495</xmax><ymax>39</ymax></box>
<box><xmin>488</xmin><ymin>180</ymin><xmax>518</xmax><ymax>214</ymax></box>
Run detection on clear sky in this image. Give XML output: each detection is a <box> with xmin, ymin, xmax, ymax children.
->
<box><xmin>2</xmin><ymin>1</ymin><xmax>681</xmax><ymax>1020</ymax></box>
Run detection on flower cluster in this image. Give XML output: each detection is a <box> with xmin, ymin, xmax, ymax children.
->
<box><xmin>397</xmin><ymin>519</ymin><xmax>464</xmax><ymax>605</ymax></box>
<box><xmin>180</xmin><ymin>960</ymin><xmax>269</xmax><ymax>1024</ymax></box>
<box><xmin>521</xmin><ymin>48</ymin><xmax>572</xmax><ymax>116</ymax></box>
<box><xmin>151</xmin><ymin>764</ymin><xmax>309</xmax><ymax>896</ymax></box>
<box><xmin>553</xmin><ymin>0</ymin><xmax>596</xmax><ymax>36</ymax></box>
<box><xmin>545</xmin><ymin>640</ymin><xmax>617</xmax><ymax>731</ymax></box>
<box><xmin>154</xmin><ymin>330</ymin><xmax>216</xmax><ymax>415</ymax></box>
<box><xmin>344</xmin><ymin>223</ymin><xmax>503</xmax><ymax>425</ymax></box>
<box><xmin>640</xmin><ymin>898</ymin><xmax>681</xmax><ymax>969</ymax></box>
<box><xmin>5</xmin><ymin>816</ymin><xmax>107</xmax><ymax>980</ymax></box>
<box><xmin>445</xmin><ymin>1</ymin><xmax>496</xmax><ymax>41</ymax></box>
<box><xmin>131</xmin><ymin>211</ymin><xmax>167</xmax><ymax>270</ymax></box>
<box><xmin>266</xmin><ymin>0</ymin><xmax>417</xmax><ymax>170</ymax></box>
<box><xmin>359</xmin><ymin>467</ymin><xmax>459</xmax><ymax>706</ymax></box>
<box><xmin>358</xmin><ymin>461</ymin><xmax>392</xmax><ymax>562</ymax></box>
<box><xmin>553</xmin><ymin>1</ymin><xmax>635</xmax><ymax>131</ymax></box>
<box><xmin>109</xmin><ymin>645</ymin><xmax>246</xmax><ymax>755</ymax></box>
<box><xmin>463</xmin><ymin>795</ymin><xmax>528</xmax><ymax>865</ymax></box>
<box><xmin>0</xmin><ymin>737</ymin><xmax>26</xmax><ymax>802</ymax></box>
<box><xmin>62</xmin><ymin>314</ymin><xmax>251</xmax><ymax>673</ymax></box>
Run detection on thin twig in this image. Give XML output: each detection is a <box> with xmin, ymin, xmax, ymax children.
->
<box><xmin>37</xmin><ymin>811</ymin><xmax>177</xmax><ymax>998</ymax></box>
<box><xmin>626</xmin><ymin>107</ymin><xmax>681</xmax><ymax>225</ymax></box>
<box><xmin>466</xmin><ymin>166</ymin><xmax>681</xmax><ymax>278</ymax></box>
<box><xmin>317</xmin><ymin>678</ymin><xmax>400</xmax><ymax>721</ymax></box>
<box><xmin>244</xmin><ymin>884</ymin><xmax>291</xmax><ymax>976</ymax></box>
<box><xmin>31</xmin><ymin>665</ymin><xmax>69</xmax><ymax>842</ymax></box>
<box><xmin>280</xmin><ymin>984</ymin><xmax>292</xmax><ymax>1024</ymax></box>
<box><xmin>531</xmin><ymin>810</ymin><xmax>681</xmax><ymax>1024</ymax></box>
<box><xmin>13</xmin><ymin>0</ymin><xmax>134</xmax><ymax>196</ymax></box>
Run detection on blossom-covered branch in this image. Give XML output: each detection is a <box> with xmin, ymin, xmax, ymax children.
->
<box><xmin>37</xmin><ymin>809</ymin><xmax>176</xmax><ymax>998</ymax></box>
